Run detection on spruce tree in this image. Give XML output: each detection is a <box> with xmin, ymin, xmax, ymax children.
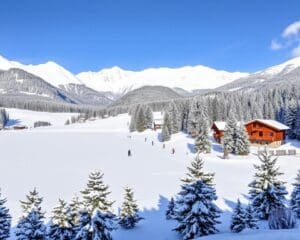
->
<box><xmin>168</xmin><ymin>101</ymin><xmax>181</xmax><ymax>134</ymax></box>
<box><xmin>181</xmin><ymin>152</ymin><xmax>214</xmax><ymax>185</ymax></box>
<box><xmin>19</xmin><ymin>188</ymin><xmax>44</xmax><ymax>218</ymax></box>
<box><xmin>118</xmin><ymin>187</ymin><xmax>143</xmax><ymax>229</ymax></box>
<box><xmin>76</xmin><ymin>171</ymin><xmax>116</xmax><ymax>239</ymax></box>
<box><xmin>294</xmin><ymin>103</ymin><xmax>300</xmax><ymax>140</ymax></box>
<box><xmin>194</xmin><ymin>120</ymin><xmax>211</xmax><ymax>153</ymax></box>
<box><xmin>0</xmin><ymin>190</ymin><xmax>11</xmax><ymax>240</ymax></box>
<box><xmin>285</xmin><ymin>100</ymin><xmax>297</xmax><ymax>139</ymax></box>
<box><xmin>69</xmin><ymin>195</ymin><xmax>81</xmax><ymax>226</ymax></box>
<box><xmin>165</xmin><ymin>197</ymin><xmax>175</xmax><ymax>220</ymax></box>
<box><xmin>222</xmin><ymin>117</ymin><xmax>237</xmax><ymax>158</ymax></box>
<box><xmin>161</xmin><ymin>112</ymin><xmax>171</xmax><ymax>141</ymax></box>
<box><xmin>15</xmin><ymin>211</ymin><xmax>46</xmax><ymax>240</ymax></box>
<box><xmin>230</xmin><ymin>199</ymin><xmax>246</xmax><ymax>233</ymax></box>
<box><xmin>173</xmin><ymin>180</ymin><xmax>221</xmax><ymax>239</ymax></box>
<box><xmin>248</xmin><ymin>149</ymin><xmax>288</xmax><ymax>219</ymax></box>
<box><xmin>81</xmin><ymin>171</ymin><xmax>114</xmax><ymax>215</ymax></box>
<box><xmin>244</xmin><ymin>204</ymin><xmax>258</xmax><ymax>229</ymax></box>
<box><xmin>135</xmin><ymin>107</ymin><xmax>146</xmax><ymax>132</ymax></box>
<box><xmin>290</xmin><ymin>170</ymin><xmax>300</xmax><ymax>218</ymax></box>
<box><xmin>234</xmin><ymin>124</ymin><xmax>250</xmax><ymax>155</ymax></box>
<box><xmin>145</xmin><ymin>106</ymin><xmax>153</xmax><ymax>129</ymax></box>
<box><xmin>48</xmin><ymin>199</ymin><xmax>74</xmax><ymax>240</ymax></box>
<box><xmin>75</xmin><ymin>210</ymin><xmax>116</xmax><ymax>240</ymax></box>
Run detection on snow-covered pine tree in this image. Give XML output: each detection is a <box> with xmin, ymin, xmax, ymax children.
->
<box><xmin>230</xmin><ymin>199</ymin><xmax>246</xmax><ymax>233</ymax></box>
<box><xmin>0</xmin><ymin>190</ymin><xmax>11</xmax><ymax>240</ymax></box>
<box><xmin>248</xmin><ymin>149</ymin><xmax>288</xmax><ymax>220</ymax></box>
<box><xmin>145</xmin><ymin>106</ymin><xmax>153</xmax><ymax>129</ymax></box>
<box><xmin>244</xmin><ymin>204</ymin><xmax>258</xmax><ymax>229</ymax></box>
<box><xmin>129</xmin><ymin>104</ymin><xmax>141</xmax><ymax>132</ymax></box>
<box><xmin>129</xmin><ymin>116</ymin><xmax>136</xmax><ymax>132</ymax></box>
<box><xmin>187</xmin><ymin>99</ymin><xmax>208</xmax><ymax>136</ymax></box>
<box><xmin>285</xmin><ymin>99</ymin><xmax>297</xmax><ymax>139</ymax></box>
<box><xmin>290</xmin><ymin>170</ymin><xmax>300</xmax><ymax>218</ymax></box>
<box><xmin>181</xmin><ymin>152</ymin><xmax>215</xmax><ymax>185</ymax></box>
<box><xmin>161</xmin><ymin>111</ymin><xmax>171</xmax><ymax>141</ymax></box>
<box><xmin>118</xmin><ymin>187</ymin><xmax>143</xmax><ymax>229</ymax></box>
<box><xmin>222</xmin><ymin>117</ymin><xmax>237</xmax><ymax>158</ymax></box>
<box><xmin>194</xmin><ymin>120</ymin><xmax>211</xmax><ymax>153</ymax></box>
<box><xmin>135</xmin><ymin>107</ymin><xmax>147</xmax><ymax>132</ymax></box>
<box><xmin>81</xmin><ymin>171</ymin><xmax>114</xmax><ymax>215</ymax></box>
<box><xmin>168</xmin><ymin>101</ymin><xmax>181</xmax><ymax>134</ymax></box>
<box><xmin>187</xmin><ymin>99</ymin><xmax>199</xmax><ymax>135</ymax></box>
<box><xmin>173</xmin><ymin>180</ymin><xmax>221</xmax><ymax>239</ymax></box>
<box><xmin>234</xmin><ymin>124</ymin><xmax>250</xmax><ymax>155</ymax></box>
<box><xmin>75</xmin><ymin>171</ymin><xmax>116</xmax><ymax>239</ymax></box>
<box><xmin>69</xmin><ymin>195</ymin><xmax>81</xmax><ymax>226</ymax></box>
<box><xmin>15</xmin><ymin>210</ymin><xmax>46</xmax><ymax>240</ymax></box>
<box><xmin>48</xmin><ymin>199</ymin><xmax>74</xmax><ymax>240</ymax></box>
<box><xmin>294</xmin><ymin>102</ymin><xmax>300</xmax><ymax>140</ymax></box>
<box><xmin>19</xmin><ymin>188</ymin><xmax>44</xmax><ymax>218</ymax></box>
<box><xmin>165</xmin><ymin>197</ymin><xmax>175</xmax><ymax>220</ymax></box>
<box><xmin>75</xmin><ymin>210</ymin><xmax>116</xmax><ymax>240</ymax></box>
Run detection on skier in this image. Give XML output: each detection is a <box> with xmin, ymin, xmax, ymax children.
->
<box><xmin>172</xmin><ymin>148</ymin><xmax>175</xmax><ymax>154</ymax></box>
<box><xmin>152</xmin><ymin>141</ymin><xmax>154</xmax><ymax>146</ymax></box>
<box><xmin>145</xmin><ymin>137</ymin><xmax>147</xmax><ymax>142</ymax></box>
<box><xmin>128</xmin><ymin>149</ymin><xmax>132</xmax><ymax>157</ymax></box>
<box><xmin>163</xmin><ymin>143</ymin><xmax>165</xmax><ymax>149</ymax></box>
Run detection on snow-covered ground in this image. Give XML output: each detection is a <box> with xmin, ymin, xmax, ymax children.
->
<box><xmin>1</xmin><ymin>108</ymin><xmax>300</xmax><ymax>239</ymax></box>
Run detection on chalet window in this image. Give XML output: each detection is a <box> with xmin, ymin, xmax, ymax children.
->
<box><xmin>259</xmin><ymin>131</ymin><xmax>263</xmax><ymax>137</ymax></box>
<box><xmin>270</xmin><ymin>132</ymin><xmax>274</xmax><ymax>137</ymax></box>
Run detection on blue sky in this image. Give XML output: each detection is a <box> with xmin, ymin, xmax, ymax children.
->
<box><xmin>0</xmin><ymin>0</ymin><xmax>300</xmax><ymax>73</ymax></box>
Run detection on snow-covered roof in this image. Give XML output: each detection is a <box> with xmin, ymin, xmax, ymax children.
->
<box><xmin>246</xmin><ymin>119</ymin><xmax>289</xmax><ymax>130</ymax></box>
<box><xmin>154</xmin><ymin>119</ymin><xmax>163</xmax><ymax>124</ymax></box>
<box><xmin>213</xmin><ymin>121</ymin><xmax>226</xmax><ymax>131</ymax></box>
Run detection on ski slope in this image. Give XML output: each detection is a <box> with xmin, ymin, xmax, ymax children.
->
<box><xmin>1</xmin><ymin>109</ymin><xmax>300</xmax><ymax>239</ymax></box>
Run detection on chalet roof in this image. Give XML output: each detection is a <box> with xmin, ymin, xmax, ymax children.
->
<box><xmin>154</xmin><ymin>119</ymin><xmax>163</xmax><ymax>125</ymax></box>
<box><xmin>213</xmin><ymin>121</ymin><xmax>226</xmax><ymax>131</ymax></box>
<box><xmin>246</xmin><ymin>119</ymin><xmax>289</xmax><ymax>131</ymax></box>
<box><xmin>212</xmin><ymin>121</ymin><xmax>243</xmax><ymax>131</ymax></box>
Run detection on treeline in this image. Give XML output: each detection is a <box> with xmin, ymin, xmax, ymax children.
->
<box><xmin>155</xmin><ymin>84</ymin><xmax>300</xmax><ymax>143</ymax></box>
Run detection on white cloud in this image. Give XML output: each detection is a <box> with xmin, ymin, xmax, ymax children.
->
<box><xmin>270</xmin><ymin>21</ymin><xmax>300</xmax><ymax>57</ymax></box>
<box><xmin>292</xmin><ymin>45</ymin><xmax>300</xmax><ymax>57</ymax></box>
<box><xmin>282</xmin><ymin>21</ymin><xmax>300</xmax><ymax>38</ymax></box>
<box><xmin>270</xmin><ymin>39</ymin><xmax>282</xmax><ymax>50</ymax></box>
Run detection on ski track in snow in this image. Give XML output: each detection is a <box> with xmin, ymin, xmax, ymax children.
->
<box><xmin>1</xmin><ymin>108</ymin><xmax>300</xmax><ymax>240</ymax></box>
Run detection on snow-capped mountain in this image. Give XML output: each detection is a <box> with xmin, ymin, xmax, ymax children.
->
<box><xmin>257</xmin><ymin>56</ymin><xmax>300</xmax><ymax>76</ymax></box>
<box><xmin>76</xmin><ymin>66</ymin><xmax>248</xmax><ymax>95</ymax></box>
<box><xmin>0</xmin><ymin>55</ymin><xmax>82</xmax><ymax>88</ymax></box>
<box><xmin>217</xmin><ymin>56</ymin><xmax>300</xmax><ymax>92</ymax></box>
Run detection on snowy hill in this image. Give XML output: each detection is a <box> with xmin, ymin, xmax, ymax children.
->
<box><xmin>217</xmin><ymin>56</ymin><xmax>300</xmax><ymax>92</ymax></box>
<box><xmin>112</xmin><ymin>85</ymin><xmax>183</xmax><ymax>107</ymax></box>
<box><xmin>77</xmin><ymin>65</ymin><xmax>248</xmax><ymax>95</ymax></box>
<box><xmin>1</xmin><ymin>109</ymin><xmax>300</xmax><ymax>239</ymax></box>
<box><xmin>0</xmin><ymin>55</ymin><xmax>82</xmax><ymax>88</ymax></box>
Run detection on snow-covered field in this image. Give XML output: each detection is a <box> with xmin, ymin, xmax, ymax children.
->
<box><xmin>1</xmin><ymin>108</ymin><xmax>300</xmax><ymax>239</ymax></box>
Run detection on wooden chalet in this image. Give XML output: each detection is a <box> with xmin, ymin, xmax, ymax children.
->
<box><xmin>211</xmin><ymin>121</ymin><xmax>226</xmax><ymax>143</ymax></box>
<box><xmin>245</xmin><ymin>119</ymin><xmax>289</xmax><ymax>147</ymax></box>
<box><xmin>153</xmin><ymin>118</ymin><xmax>163</xmax><ymax>130</ymax></box>
<box><xmin>211</xmin><ymin>119</ymin><xmax>289</xmax><ymax>147</ymax></box>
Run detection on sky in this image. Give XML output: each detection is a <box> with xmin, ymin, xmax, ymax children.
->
<box><xmin>0</xmin><ymin>0</ymin><xmax>300</xmax><ymax>73</ymax></box>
